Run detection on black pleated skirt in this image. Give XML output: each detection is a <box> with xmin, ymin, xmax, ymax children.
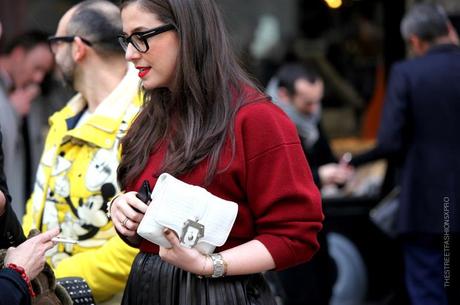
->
<box><xmin>122</xmin><ymin>252</ymin><xmax>277</xmax><ymax>305</ymax></box>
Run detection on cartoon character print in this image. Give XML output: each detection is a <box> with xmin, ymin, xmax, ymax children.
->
<box><xmin>49</xmin><ymin>213</ymin><xmax>78</xmax><ymax>268</ymax></box>
<box><xmin>85</xmin><ymin>149</ymin><xmax>118</xmax><ymax>192</ymax></box>
<box><xmin>78</xmin><ymin>121</ymin><xmax>126</xmax><ymax>235</ymax></box>
<box><xmin>85</xmin><ymin>119</ymin><xmax>127</xmax><ymax>193</ymax></box>
<box><xmin>77</xmin><ymin>195</ymin><xmax>108</xmax><ymax>228</ymax></box>
<box><xmin>31</xmin><ymin>145</ymin><xmax>60</xmax><ymax>221</ymax></box>
<box><xmin>43</xmin><ymin>195</ymin><xmax>61</xmax><ymax>265</ymax></box>
<box><xmin>41</xmin><ymin>153</ymin><xmax>72</xmax><ymax>235</ymax></box>
<box><xmin>56</xmin><ymin>121</ymin><xmax>127</xmax><ymax>251</ymax></box>
<box><xmin>41</xmin><ymin>117</ymin><xmax>129</xmax><ymax>261</ymax></box>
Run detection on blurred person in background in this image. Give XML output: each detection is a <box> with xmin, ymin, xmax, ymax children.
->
<box><xmin>21</xmin><ymin>0</ymin><xmax>141</xmax><ymax>303</ymax></box>
<box><xmin>0</xmin><ymin>21</ymin><xmax>26</xmax><ymax>250</ymax></box>
<box><xmin>0</xmin><ymin>117</ymin><xmax>26</xmax><ymax>251</ymax></box>
<box><xmin>1</xmin><ymin>21</ymin><xmax>60</xmax><ymax>305</ymax></box>
<box><xmin>0</xmin><ymin>30</ymin><xmax>54</xmax><ymax>219</ymax></box>
<box><xmin>266</xmin><ymin>63</ymin><xmax>352</xmax><ymax>305</ymax></box>
<box><xmin>268</xmin><ymin>63</ymin><xmax>353</xmax><ymax>188</ymax></box>
<box><xmin>350</xmin><ymin>4</ymin><xmax>460</xmax><ymax>305</ymax></box>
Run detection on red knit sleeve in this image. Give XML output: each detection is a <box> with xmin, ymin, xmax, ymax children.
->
<box><xmin>237</xmin><ymin>101</ymin><xmax>323</xmax><ymax>270</ymax></box>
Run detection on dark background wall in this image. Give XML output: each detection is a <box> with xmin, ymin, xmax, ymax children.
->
<box><xmin>1</xmin><ymin>0</ymin><xmax>459</xmax><ymax>138</ymax></box>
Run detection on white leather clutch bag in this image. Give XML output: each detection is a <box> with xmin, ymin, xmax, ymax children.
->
<box><xmin>137</xmin><ymin>173</ymin><xmax>238</xmax><ymax>254</ymax></box>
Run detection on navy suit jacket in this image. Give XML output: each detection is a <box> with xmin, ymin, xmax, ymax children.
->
<box><xmin>353</xmin><ymin>44</ymin><xmax>460</xmax><ymax>234</ymax></box>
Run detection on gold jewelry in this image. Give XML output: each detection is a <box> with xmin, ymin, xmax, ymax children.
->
<box><xmin>106</xmin><ymin>191</ymin><xmax>125</xmax><ymax>219</ymax></box>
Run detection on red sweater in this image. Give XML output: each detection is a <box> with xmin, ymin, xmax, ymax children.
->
<box><xmin>128</xmin><ymin>98</ymin><xmax>323</xmax><ymax>271</ymax></box>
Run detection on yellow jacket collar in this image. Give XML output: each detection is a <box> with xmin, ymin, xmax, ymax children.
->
<box><xmin>49</xmin><ymin>65</ymin><xmax>142</xmax><ymax>149</ymax></box>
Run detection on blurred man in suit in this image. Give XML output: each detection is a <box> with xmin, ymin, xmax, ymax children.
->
<box><xmin>351</xmin><ymin>4</ymin><xmax>459</xmax><ymax>305</ymax></box>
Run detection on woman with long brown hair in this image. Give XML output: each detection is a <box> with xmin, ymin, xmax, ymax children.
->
<box><xmin>109</xmin><ymin>0</ymin><xmax>323</xmax><ymax>304</ymax></box>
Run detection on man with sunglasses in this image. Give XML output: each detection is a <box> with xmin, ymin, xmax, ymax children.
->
<box><xmin>21</xmin><ymin>1</ymin><xmax>141</xmax><ymax>304</ymax></box>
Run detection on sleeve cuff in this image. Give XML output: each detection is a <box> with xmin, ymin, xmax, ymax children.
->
<box><xmin>255</xmin><ymin>234</ymin><xmax>318</xmax><ymax>271</ymax></box>
<box><xmin>0</xmin><ymin>268</ymin><xmax>31</xmax><ymax>302</ymax></box>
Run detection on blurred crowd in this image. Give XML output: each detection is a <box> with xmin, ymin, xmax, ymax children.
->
<box><xmin>0</xmin><ymin>1</ymin><xmax>459</xmax><ymax>305</ymax></box>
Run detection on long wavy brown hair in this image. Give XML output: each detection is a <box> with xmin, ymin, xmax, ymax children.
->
<box><xmin>118</xmin><ymin>0</ymin><xmax>260</xmax><ymax>188</ymax></box>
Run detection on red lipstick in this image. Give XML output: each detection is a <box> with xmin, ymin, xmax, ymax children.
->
<box><xmin>136</xmin><ymin>66</ymin><xmax>151</xmax><ymax>78</ymax></box>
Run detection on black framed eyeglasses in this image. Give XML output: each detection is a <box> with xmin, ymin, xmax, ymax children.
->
<box><xmin>47</xmin><ymin>36</ymin><xmax>93</xmax><ymax>53</ymax></box>
<box><xmin>118</xmin><ymin>24</ymin><xmax>175</xmax><ymax>53</ymax></box>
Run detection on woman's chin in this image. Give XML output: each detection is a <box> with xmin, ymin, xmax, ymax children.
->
<box><xmin>141</xmin><ymin>80</ymin><xmax>170</xmax><ymax>91</ymax></box>
<box><xmin>141</xmin><ymin>79</ymin><xmax>156</xmax><ymax>90</ymax></box>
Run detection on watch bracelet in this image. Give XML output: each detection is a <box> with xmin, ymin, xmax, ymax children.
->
<box><xmin>209</xmin><ymin>253</ymin><xmax>227</xmax><ymax>278</ymax></box>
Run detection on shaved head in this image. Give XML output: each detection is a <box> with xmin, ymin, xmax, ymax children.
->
<box><xmin>65</xmin><ymin>0</ymin><xmax>123</xmax><ymax>56</ymax></box>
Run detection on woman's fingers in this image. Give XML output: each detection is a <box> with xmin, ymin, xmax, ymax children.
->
<box><xmin>121</xmin><ymin>217</ymin><xmax>140</xmax><ymax>231</ymax></box>
<box><xmin>110</xmin><ymin>191</ymin><xmax>150</xmax><ymax>237</ymax></box>
<box><xmin>159</xmin><ymin>230</ymin><xmax>206</xmax><ymax>275</ymax></box>
<box><xmin>115</xmin><ymin>218</ymin><xmax>137</xmax><ymax>237</ymax></box>
<box><xmin>125</xmin><ymin>191</ymin><xmax>149</xmax><ymax>213</ymax></box>
<box><xmin>164</xmin><ymin>228</ymin><xmax>180</xmax><ymax>247</ymax></box>
<box><xmin>114</xmin><ymin>192</ymin><xmax>146</xmax><ymax>223</ymax></box>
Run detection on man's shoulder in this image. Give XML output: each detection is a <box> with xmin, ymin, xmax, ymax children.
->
<box><xmin>396</xmin><ymin>45</ymin><xmax>460</xmax><ymax>72</ymax></box>
<box><xmin>48</xmin><ymin>94</ymin><xmax>86</xmax><ymax>123</ymax></box>
<box><xmin>391</xmin><ymin>57</ymin><xmax>425</xmax><ymax>74</ymax></box>
<box><xmin>390</xmin><ymin>57</ymin><xmax>457</xmax><ymax>85</ymax></box>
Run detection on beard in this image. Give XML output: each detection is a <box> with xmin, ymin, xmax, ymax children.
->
<box><xmin>56</xmin><ymin>64</ymin><xmax>74</xmax><ymax>89</ymax></box>
<box><xmin>56</xmin><ymin>50</ymin><xmax>75</xmax><ymax>89</ymax></box>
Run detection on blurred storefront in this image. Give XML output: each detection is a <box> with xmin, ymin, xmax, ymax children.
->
<box><xmin>1</xmin><ymin>1</ymin><xmax>459</xmax><ymax>139</ymax></box>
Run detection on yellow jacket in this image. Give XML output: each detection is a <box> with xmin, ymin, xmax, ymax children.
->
<box><xmin>23</xmin><ymin>67</ymin><xmax>142</xmax><ymax>302</ymax></box>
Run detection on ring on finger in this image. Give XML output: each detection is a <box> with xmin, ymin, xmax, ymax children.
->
<box><xmin>122</xmin><ymin>216</ymin><xmax>129</xmax><ymax>227</ymax></box>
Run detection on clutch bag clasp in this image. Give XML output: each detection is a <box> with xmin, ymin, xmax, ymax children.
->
<box><xmin>180</xmin><ymin>219</ymin><xmax>205</xmax><ymax>248</ymax></box>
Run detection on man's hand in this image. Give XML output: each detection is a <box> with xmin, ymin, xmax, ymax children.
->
<box><xmin>0</xmin><ymin>190</ymin><xmax>5</xmax><ymax>216</ymax></box>
<box><xmin>319</xmin><ymin>163</ymin><xmax>354</xmax><ymax>186</ymax></box>
<box><xmin>4</xmin><ymin>228</ymin><xmax>60</xmax><ymax>279</ymax></box>
<box><xmin>9</xmin><ymin>84</ymin><xmax>41</xmax><ymax>117</ymax></box>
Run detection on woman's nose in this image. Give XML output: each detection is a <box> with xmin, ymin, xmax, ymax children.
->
<box><xmin>125</xmin><ymin>43</ymin><xmax>140</xmax><ymax>61</ymax></box>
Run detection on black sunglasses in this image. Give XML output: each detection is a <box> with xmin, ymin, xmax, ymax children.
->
<box><xmin>118</xmin><ymin>24</ymin><xmax>175</xmax><ymax>53</ymax></box>
<box><xmin>48</xmin><ymin>36</ymin><xmax>93</xmax><ymax>53</ymax></box>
